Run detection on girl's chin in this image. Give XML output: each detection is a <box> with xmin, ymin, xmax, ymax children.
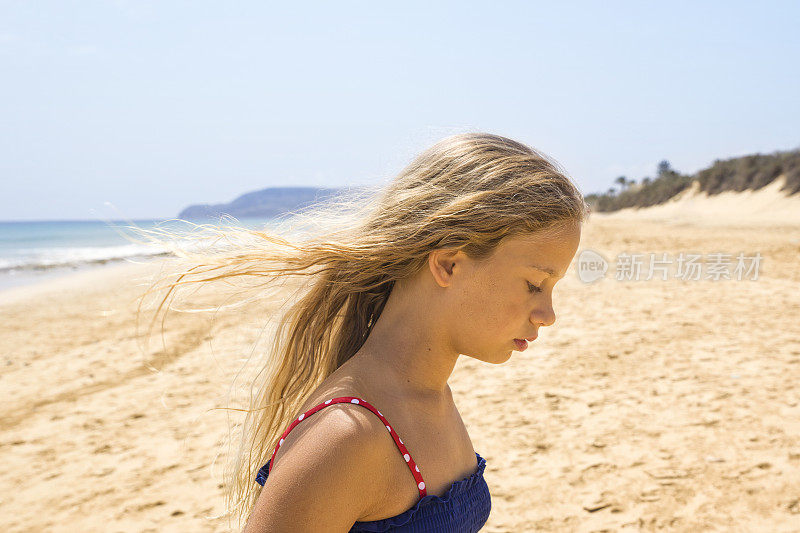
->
<box><xmin>464</xmin><ymin>350</ymin><xmax>512</xmax><ymax>365</ymax></box>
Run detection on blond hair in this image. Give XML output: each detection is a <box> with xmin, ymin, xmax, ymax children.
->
<box><xmin>134</xmin><ymin>132</ymin><xmax>589</xmax><ymax>527</ymax></box>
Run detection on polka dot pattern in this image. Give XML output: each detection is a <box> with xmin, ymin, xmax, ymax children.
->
<box><xmin>266</xmin><ymin>395</ymin><xmax>427</xmax><ymax>498</ymax></box>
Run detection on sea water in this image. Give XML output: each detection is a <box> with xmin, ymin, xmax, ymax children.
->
<box><xmin>0</xmin><ymin>218</ymin><xmax>281</xmax><ymax>291</ymax></box>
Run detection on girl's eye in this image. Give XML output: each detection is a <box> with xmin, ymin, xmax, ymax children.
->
<box><xmin>526</xmin><ymin>281</ymin><xmax>542</xmax><ymax>294</ymax></box>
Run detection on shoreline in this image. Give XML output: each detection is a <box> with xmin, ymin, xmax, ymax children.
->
<box><xmin>0</xmin><ymin>258</ymin><xmax>166</xmax><ymax>305</ymax></box>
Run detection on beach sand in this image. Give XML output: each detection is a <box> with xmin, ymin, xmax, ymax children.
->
<box><xmin>2</xmin><ymin>183</ymin><xmax>800</xmax><ymax>532</ymax></box>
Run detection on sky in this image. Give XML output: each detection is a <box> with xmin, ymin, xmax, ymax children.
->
<box><xmin>1</xmin><ymin>1</ymin><xmax>798</xmax><ymax>221</ymax></box>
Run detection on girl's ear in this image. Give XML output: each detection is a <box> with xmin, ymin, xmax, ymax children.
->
<box><xmin>428</xmin><ymin>248</ymin><xmax>461</xmax><ymax>288</ymax></box>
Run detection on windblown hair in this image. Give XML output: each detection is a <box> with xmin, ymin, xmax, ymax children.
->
<box><xmin>134</xmin><ymin>132</ymin><xmax>589</xmax><ymax>528</ymax></box>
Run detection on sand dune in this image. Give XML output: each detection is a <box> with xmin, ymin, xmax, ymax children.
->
<box><xmin>594</xmin><ymin>175</ymin><xmax>800</xmax><ymax>228</ymax></box>
<box><xmin>1</xmin><ymin>195</ymin><xmax>799</xmax><ymax>531</ymax></box>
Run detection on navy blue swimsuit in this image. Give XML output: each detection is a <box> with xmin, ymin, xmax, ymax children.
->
<box><xmin>255</xmin><ymin>396</ymin><xmax>491</xmax><ymax>532</ymax></box>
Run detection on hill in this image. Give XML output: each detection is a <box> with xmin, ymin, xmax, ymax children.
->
<box><xmin>177</xmin><ymin>186</ymin><xmax>345</xmax><ymax>220</ymax></box>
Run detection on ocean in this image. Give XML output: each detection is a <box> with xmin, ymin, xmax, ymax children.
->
<box><xmin>0</xmin><ymin>218</ymin><xmax>281</xmax><ymax>292</ymax></box>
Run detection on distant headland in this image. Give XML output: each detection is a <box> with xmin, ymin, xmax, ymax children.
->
<box><xmin>177</xmin><ymin>186</ymin><xmax>348</xmax><ymax>220</ymax></box>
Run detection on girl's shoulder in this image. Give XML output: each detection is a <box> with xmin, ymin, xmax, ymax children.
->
<box><xmin>272</xmin><ymin>386</ymin><xmax>400</xmax><ymax>467</ymax></box>
<box><xmin>249</xmin><ymin>399</ymin><xmax>397</xmax><ymax>529</ymax></box>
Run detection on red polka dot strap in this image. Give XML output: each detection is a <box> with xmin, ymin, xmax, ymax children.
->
<box><xmin>268</xmin><ymin>396</ymin><xmax>428</xmax><ymax>498</ymax></box>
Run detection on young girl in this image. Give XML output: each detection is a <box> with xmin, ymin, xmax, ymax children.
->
<box><xmin>144</xmin><ymin>132</ymin><xmax>587</xmax><ymax>532</ymax></box>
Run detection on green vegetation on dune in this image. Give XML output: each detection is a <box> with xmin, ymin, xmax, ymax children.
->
<box><xmin>585</xmin><ymin>148</ymin><xmax>800</xmax><ymax>213</ymax></box>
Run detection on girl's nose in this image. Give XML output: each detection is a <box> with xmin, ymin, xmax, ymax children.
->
<box><xmin>531</xmin><ymin>304</ymin><xmax>556</xmax><ymax>328</ymax></box>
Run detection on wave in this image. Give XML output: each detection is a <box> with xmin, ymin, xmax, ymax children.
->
<box><xmin>0</xmin><ymin>219</ymin><xmax>311</xmax><ymax>275</ymax></box>
<box><xmin>0</xmin><ymin>243</ymin><xmax>175</xmax><ymax>274</ymax></box>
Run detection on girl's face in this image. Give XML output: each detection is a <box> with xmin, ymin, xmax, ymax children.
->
<box><xmin>445</xmin><ymin>221</ymin><xmax>581</xmax><ymax>363</ymax></box>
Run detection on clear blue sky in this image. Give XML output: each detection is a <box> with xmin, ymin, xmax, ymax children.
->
<box><xmin>1</xmin><ymin>1</ymin><xmax>798</xmax><ymax>221</ymax></box>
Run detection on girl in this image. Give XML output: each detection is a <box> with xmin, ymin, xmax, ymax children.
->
<box><xmin>144</xmin><ymin>132</ymin><xmax>587</xmax><ymax>532</ymax></box>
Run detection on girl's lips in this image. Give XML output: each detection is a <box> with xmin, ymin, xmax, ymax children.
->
<box><xmin>513</xmin><ymin>338</ymin><xmax>528</xmax><ymax>351</ymax></box>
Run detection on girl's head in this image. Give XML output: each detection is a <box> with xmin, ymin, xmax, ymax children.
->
<box><xmin>137</xmin><ymin>132</ymin><xmax>588</xmax><ymax>524</ymax></box>
<box><xmin>350</xmin><ymin>132</ymin><xmax>586</xmax><ymax>362</ymax></box>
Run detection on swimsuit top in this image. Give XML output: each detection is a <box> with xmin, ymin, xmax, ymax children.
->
<box><xmin>255</xmin><ymin>396</ymin><xmax>491</xmax><ymax>532</ymax></box>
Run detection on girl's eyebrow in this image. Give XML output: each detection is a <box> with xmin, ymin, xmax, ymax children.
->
<box><xmin>527</xmin><ymin>264</ymin><xmax>565</xmax><ymax>279</ymax></box>
<box><xmin>527</xmin><ymin>264</ymin><xmax>556</xmax><ymax>276</ymax></box>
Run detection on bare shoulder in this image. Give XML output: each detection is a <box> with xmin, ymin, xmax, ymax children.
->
<box><xmin>243</xmin><ymin>403</ymin><xmax>394</xmax><ymax>533</ymax></box>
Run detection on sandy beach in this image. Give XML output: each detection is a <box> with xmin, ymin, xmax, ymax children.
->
<box><xmin>2</xmin><ymin>184</ymin><xmax>800</xmax><ymax>532</ymax></box>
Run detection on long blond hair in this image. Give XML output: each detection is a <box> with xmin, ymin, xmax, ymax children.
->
<box><xmin>134</xmin><ymin>132</ymin><xmax>589</xmax><ymax>527</ymax></box>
